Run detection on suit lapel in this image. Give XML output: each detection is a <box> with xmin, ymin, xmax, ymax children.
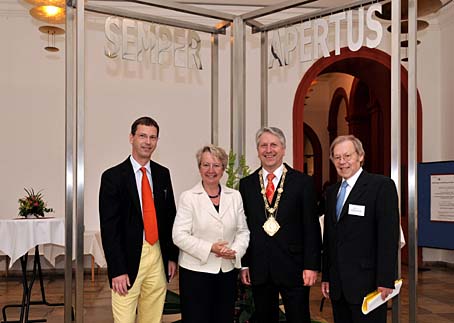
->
<box><xmin>193</xmin><ymin>182</ymin><xmax>220</xmax><ymax>220</ymax></box>
<box><xmin>122</xmin><ymin>158</ymin><xmax>141</xmax><ymax>216</ymax></box>
<box><xmin>219</xmin><ymin>187</ymin><xmax>233</xmax><ymax>219</ymax></box>
<box><xmin>252</xmin><ymin>168</ymin><xmax>267</xmax><ymax>216</ymax></box>
<box><xmin>149</xmin><ymin>161</ymin><xmax>165</xmax><ymax>218</ymax></box>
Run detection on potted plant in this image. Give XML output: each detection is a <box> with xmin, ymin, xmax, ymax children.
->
<box><xmin>18</xmin><ymin>188</ymin><xmax>53</xmax><ymax>218</ymax></box>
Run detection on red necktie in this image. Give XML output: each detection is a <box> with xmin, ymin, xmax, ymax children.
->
<box><xmin>140</xmin><ymin>167</ymin><xmax>158</xmax><ymax>244</ymax></box>
<box><xmin>266</xmin><ymin>173</ymin><xmax>276</xmax><ymax>204</ymax></box>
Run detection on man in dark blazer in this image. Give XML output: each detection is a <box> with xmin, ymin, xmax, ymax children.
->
<box><xmin>99</xmin><ymin>116</ymin><xmax>178</xmax><ymax>323</ymax></box>
<box><xmin>239</xmin><ymin>126</ymin><xmax>321</xmax><ymax>323</ymax></box>
<box><xmin>321</xmin><ymin>135</ymin><xmax>399</xmax><ymax>323</ymax></box>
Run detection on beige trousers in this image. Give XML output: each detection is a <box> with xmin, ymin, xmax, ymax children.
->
<box><xmin>111</xmin><ymin>241</ymin><xmax>166</xmax><ymax>323</ymax></box>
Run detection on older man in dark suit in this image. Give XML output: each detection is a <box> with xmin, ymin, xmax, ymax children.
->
<box><xmin>239</xmin><ymin>126</ymin><xmax>321</xmax><ymax>323</ymax></box>
<box><xmin>321</xmin><ymin>135</ymin><xmax>399</xmax><ymax>323</ymax></box>
<box><xmin>99</xmin><ymin>116</ymin><xmax>178</xmax><ymax>323</ymax></box>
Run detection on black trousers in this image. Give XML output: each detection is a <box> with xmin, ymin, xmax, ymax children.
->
<box><xmin>179</xmin><ymin>266</ymin><xmax>237</xmax><ymax>323</ymax></box>
<box><xmin>331</xmin><ymin>292</ymin><xmax>387</xmax><ymax>323</ymax></box>
<box><xmin>252</xmin><ymin>281</ymin><xmax>311</xmax><ymax>323</ymax></box>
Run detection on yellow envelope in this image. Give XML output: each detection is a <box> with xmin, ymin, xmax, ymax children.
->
<box><xmin>362</xmin><ymin>279</ymin><xmax>403</xmax><ymax>315</ymax></box>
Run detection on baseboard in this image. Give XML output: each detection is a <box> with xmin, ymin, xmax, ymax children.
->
<box><xmin>422</xmin><ymin>261</ymin><xmax>454</xmax><ymax>270</ymax></box>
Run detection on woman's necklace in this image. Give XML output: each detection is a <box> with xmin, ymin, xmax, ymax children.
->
<box><xmin>207</xmin><ymin>184</ymin><xmax>221</xmax><ymax>198</ymax></box>
<box><xmin>258</xmin><ymin>166</ymin><xmax>287</xmax><ymax>236</ymax></box>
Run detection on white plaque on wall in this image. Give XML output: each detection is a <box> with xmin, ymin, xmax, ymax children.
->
<box><xmin>430</xmin><ymin>174</ymin><xmax>454</xmax><ymax>222</ymax></box>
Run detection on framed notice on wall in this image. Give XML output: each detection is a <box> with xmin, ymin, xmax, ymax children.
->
<box><xmin>430</xmin><ymin>174</ymin><xmax>454</xmax><ymax>222</ymax></box>
<box><xmin>418</xmin><ymin>161</ymin><xmax>454</xmax><ymax>250</ymax></box>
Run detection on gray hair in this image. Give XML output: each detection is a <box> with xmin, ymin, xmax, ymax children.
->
<box><xmin>196</xmin><ymin>145</ymin><xmax>228</xmax><ymax>170</ymax></box>
<box><xmin>329</xmin><ymin>135</ymin><xmax>365</xmax><ymax>165</ymax></box>
<box><xmin>255</xmin><ymin>127</ymin><xmax>286</xmax><ymax>148</ymax></box>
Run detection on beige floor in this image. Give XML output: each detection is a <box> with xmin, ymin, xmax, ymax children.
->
<box><xmin>1</xmin><ymin>265</ymin><xmax>454</xmax><ymax>322</ymax></box>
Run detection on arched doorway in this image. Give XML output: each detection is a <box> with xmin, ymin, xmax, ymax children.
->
<box><xmin>292</xmin><ymin>46</ymin><xmax>423</xmax><ymax>264</ymax></box>
<box><xmin>303</xmin><ymin>122</ymin><xmax>323</xmax><ymax>198</ymax></box>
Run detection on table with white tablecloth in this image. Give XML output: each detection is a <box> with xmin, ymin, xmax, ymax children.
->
<box><xmin>0</xmin><ymin>217</ymin><xmax>106</xmax><ymax>284</ymax></box>
<box><xmin>0</xmin><ymin>217</ymin><xmax>66</xmax><ymax>323</ymax></box>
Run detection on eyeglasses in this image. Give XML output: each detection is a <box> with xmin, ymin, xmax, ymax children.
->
<box><xmin>332</xmin><ymin>152</ymin><xmax>356</xmax><ymax>163</ymax></box>
<box><xmin>137</xmin><ymin>134</ymin><xmax>158</xmax><ymax>141</ymax></box>
<box><xmin>200</xmin><ymin>163</ymin><xmax>223</xmax><ymax>170</ymax></box>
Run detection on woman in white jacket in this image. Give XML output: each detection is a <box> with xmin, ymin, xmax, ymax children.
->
<box><xmin>172</xmin><ymin>145</ymin><xmax>250</xmax><ymax>323</ymax></box>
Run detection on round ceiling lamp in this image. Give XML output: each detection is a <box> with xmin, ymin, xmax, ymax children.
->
<box><xmin>30</xmin><ymin>5</ymin><xmax>65</xmax><ymax>24</ymax></box>
<box><xmin>386</xmin><ymin>20</ymin><xmax>430</xmax><ymax>33</ymax></box>
<box><xmin>39</xmin><ymin>25</ymin><xmax>65</xmax><ymax>52</ymax></box>
<box><xmin>25</xmin><ymin>0</ymin><xmax>65</xmax><ymax>6</ymax></box>
<box><xmin>375</xmin><ymin>0</ymin><xmax>443</xmax><ymax>20</ymax></box>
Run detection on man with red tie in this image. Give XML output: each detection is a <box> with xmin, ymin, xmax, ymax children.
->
<box><xmin>99</xmin><ymin>116</ymin><xmax>178</xmax><ymax>323</ymax></box>
<box><xmin>239</xmin><ymin>126</ymin><xmax>322</xmax><ymax>323</ymax></box>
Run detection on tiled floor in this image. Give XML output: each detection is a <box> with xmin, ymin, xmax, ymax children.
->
<box><xmin>0</xmin><ymin>265</ymin><xmax>453</xmax><ymax>322</ymax></box>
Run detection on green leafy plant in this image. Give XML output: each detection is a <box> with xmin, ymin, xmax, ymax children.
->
<box><xmin>226</xmin><ymin>150</ymin><xmax>250</xmax><ymax>190</ymax></box>
<box><xmin>18</xmin><ymin>188</ymin><xmax>53</xmax><ymax>218</ymax></box>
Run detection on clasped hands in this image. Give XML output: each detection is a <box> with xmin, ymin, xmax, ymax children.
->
<box><xmin>211</xmin><ymin>240</ymin><xmax>236</xmax><ymax>259</ymax></box>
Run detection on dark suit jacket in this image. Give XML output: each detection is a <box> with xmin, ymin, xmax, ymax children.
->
<box><xmin>239</xmin><ymin>164</ymin><xmax>321</xmax><ymax>287</ymax></box>
<box><xmin>322</xmin><ymin>171</ymin><xmax>399</xmax><ymax>304</ymax></box>
<box><xmin>99</xmin><ymin>157</ymin><xmax>178</xmax><ymax>288</ymax></box>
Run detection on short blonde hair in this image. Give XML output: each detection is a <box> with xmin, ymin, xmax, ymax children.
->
<box><xmin>196</xmin><ymin>145</ymin><xmax>228</xmax><ymax>170</ymax></box>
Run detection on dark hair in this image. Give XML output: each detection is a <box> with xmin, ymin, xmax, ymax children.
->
<box><xmin>130</xmin><ymin>117</ymin><xmax>160</xmax><ymax>137</ymax></box>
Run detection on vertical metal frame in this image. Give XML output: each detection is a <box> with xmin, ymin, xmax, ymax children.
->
<box><xmin>211</xmin><ymin>33</ymin><xmax>219</xmax><ymax>145</ymax></box>
<box><xmin>390</xmin><ymin>0</ymin><xmax>401</xmax><ymax>322</ymax></box>
<box><xmin>407</xmin><ymin>0</ymin><xmax>418</xmax><ymax>321</ymax></box>
<box><xmin>260</xmin><ymin>31</ymin><xmax>268</xmax><ymax>127</ymax></box>
<box><xmin>64</xmin><ymin>1</ymin><xmax>75</xmax><ymax>322</ymax></box>
<box><xmin>231</xmin><ymin>16</ymin><xmax>246</xmax><ymax>156</ymax></box>
<box><xmin>62</xmin><ymin>2</ymin><xmax>423</xmax><ymax>322</ymax></box>
<box><xmin>75</xmin><ymin>0</ymin><xmax>86</xmax><ymax>321</ymax></box>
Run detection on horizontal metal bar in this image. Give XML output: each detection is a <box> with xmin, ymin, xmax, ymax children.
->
<box><xmin>86</xmin><ymin>3</ymin><xmax>226</xmax><ymax>34</ymax></box>
<box><xmin>89</xmin><ymin>0</ymin><xmax>236</xmax><ymax>21</ymax></box>
<box><xmin>252</xmin><ymin>0</ymin><xmax>388</xmax><ymax>33</ymax></box>
<box><xmin>245</xmin><ymin>19</ymin><xmax>265</xmax><ymax>30</ymax></box>
<box><xmin>241</xmin><ymin>0</ymin><xmax>317</xmax><ymax>21</ymax></box>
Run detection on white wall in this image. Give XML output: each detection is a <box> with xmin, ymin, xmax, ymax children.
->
<box><xmin>1</xmin><ymin>1</ymin><xmax>454</xmax><ymax>266</ymax></box>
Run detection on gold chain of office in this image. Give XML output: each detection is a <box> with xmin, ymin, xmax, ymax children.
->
<box><xmin>258</xmin><ymin>166</ymin><xmax>287</xmax><ymax>236</ymax></box>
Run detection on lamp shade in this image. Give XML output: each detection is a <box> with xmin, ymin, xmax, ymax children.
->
<box><xmin>25</xmin><ymin>0</ymin><xmax>65</xmax><ymax>7</ymax></box>
<box><xmin>387</xmin><ymin>20</ymin><xmax>430</xmax><ymax>33</ymax></box>
<box><xmin>30</xmin><ymin>5</ymin><xmax>65</xmax><ymax>24</ymax></box>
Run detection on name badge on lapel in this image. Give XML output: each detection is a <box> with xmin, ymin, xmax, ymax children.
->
<box><xmin>348</xmin><ymin>204</ymin><xmax>365</xmax><ymax>216</ymax></box>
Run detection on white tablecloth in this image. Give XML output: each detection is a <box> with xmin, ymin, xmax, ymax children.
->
<box><xmin>39</xmin><ymin>230</ymin><xmax>107</xmax><ymax>268</ymax></box>
<box><xmin>0</xmin><ymin>217</ymin><xmax>65</xmax><ymax>268</ymax></box>
<box><xmin>0</xmin><ymin>218</ymin><xmax>107</xmax><ymax>268</ymax></box>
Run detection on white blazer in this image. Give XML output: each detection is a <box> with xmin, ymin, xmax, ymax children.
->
<box><xmin>172</xmin><ymin>182</ymin><xmax>250</xmax><ymax>274</ymax></box>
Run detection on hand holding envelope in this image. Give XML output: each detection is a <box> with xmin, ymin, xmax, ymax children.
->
<box><xmin>362</xmin><ymin>279</ymin><xmax>403</xmax><ymax>315</ymax></box>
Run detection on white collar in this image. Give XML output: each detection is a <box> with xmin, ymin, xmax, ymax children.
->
<box><xmin>130</xmin><ymin>155</ymin><xmax>150</xmax><ymax>174</ymax></box>
<box><xmin>343</xmin><ymin>167</ymin><xmax>363</xmax><ymax>188</ymax></box>
<box><xmin>262</xmin><ymin>163</ymin><xmax>284</xmax><ymax>182</ymax></box>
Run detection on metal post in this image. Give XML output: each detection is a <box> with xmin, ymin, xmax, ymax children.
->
<box><xmin>230</xmin><ymin>17</ymin><xmax>246</xmax><ymax>156</ymax></box>
<box><xmin>211</xmin><ymin>33</ymin><xmax>219</xmax><ymax>145</ymax></box>
<box><xmin>260</xmin><ymin>31</ymin><xmax>268</xmax><ymax>127</ymax></box>
<box><xmin>75</xmin><ymin>0</ymin><xmax>85</xmax><ymax>322</ymax></box>
<box><xmin>390</xmin><ymin>0</ymin><xmax>401</xmax><ymax>322</ymax></box>
<box><xmin>408</xmin><ymin>0</ymin><xmax>418</xmax><ymax>321</ymax></box>
<box><xmin>64</xmin><ymin>0</ymin><xmax>75</xmax><ymax>322</ymax></box>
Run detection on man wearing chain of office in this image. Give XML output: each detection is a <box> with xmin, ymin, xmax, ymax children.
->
<box><xmin>239</xmin><ymin>126</ymin><xmax>322</xmax><ymax>323</ymax></box>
